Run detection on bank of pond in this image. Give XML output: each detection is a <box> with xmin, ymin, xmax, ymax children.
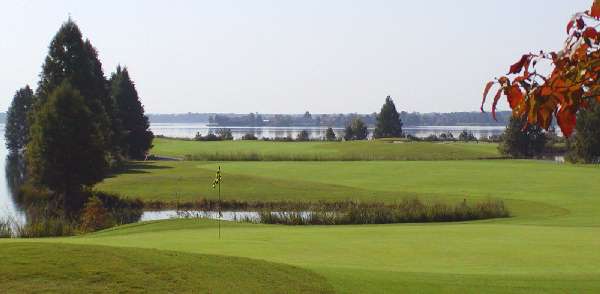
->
<box><xmin>1</xmin><ymin>196</ymin><xmax>509</xmax><ymax>238</ymax></box>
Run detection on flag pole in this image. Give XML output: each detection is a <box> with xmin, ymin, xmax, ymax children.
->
<box><xmin>218</xmin><ymin>166</ymin><xmax>221</xmax><ymax>240</ymax></box>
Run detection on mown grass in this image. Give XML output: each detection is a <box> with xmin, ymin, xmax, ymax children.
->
<box><xmin>96</xmin><ymin>160</ymin><xmax>600</xmax><ymax>226</ymax></box>
<box><xmin>5</xmin><ymin>217</ymin><xmax>598</xmax><ymax>293</ymax></box>
<box><xmin>0</xmin><ymin>242</ymin><xmax>333</xmax><ymax>293</ymax></box>
<box><xmin>151</xmin><ymin>137</ymin><xmax>502</xmax><ymax>161</ymax></box>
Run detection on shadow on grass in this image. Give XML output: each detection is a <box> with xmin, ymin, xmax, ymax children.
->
<box><xmin>106</xmin><ymin>162</ymin><xmax>173</xmax><ymax>178</ymax></box>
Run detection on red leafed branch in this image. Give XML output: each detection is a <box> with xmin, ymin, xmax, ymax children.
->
<box><xmin>482</xmin><ymin>0</ymin><xmax>600</xmax><ymax>137</ymax></box>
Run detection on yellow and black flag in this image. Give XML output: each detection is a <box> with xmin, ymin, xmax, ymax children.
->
<box><xmin>212</xmin><ymin>166</ymin><xmax>222</xmax><ymax>189</ymax></box>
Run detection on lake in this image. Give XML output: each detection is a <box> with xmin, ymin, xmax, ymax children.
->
<box><xmin>150</xmin><ymin>123</ymin><xmax>506</xmax><ymax>140</ymax></box>
<box><xmin>0</xmin><ymin>123</ymin><xmax>506</xmax><ymax>224</ymax></box>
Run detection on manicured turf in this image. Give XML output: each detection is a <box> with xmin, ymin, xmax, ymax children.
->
<box><xmin>0</xmin><ymin>242</ymin><xmax>333</xmax><ymax>293</ymax></box>
<box><xmin>97</xmin><ymin>160</ymin><xmax>600</xmax><ymax>226</ymax></box>
<box><xmin>10</xmin><ymin>153</ymin><xmax>600</xmax><ymax>292</ymax></box>
<box><xmin>4</xmin><ymin>217</ymin><xmax>599</xmax><ymax>293</ymax></box>
<box><xmin>151</xmin><ymin>137</ymin><xmax>502</xmax><ymax>161</ymax></box>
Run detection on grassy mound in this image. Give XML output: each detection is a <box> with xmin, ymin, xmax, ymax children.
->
<box><xmin>151</xmin><ymin>138</ymin><xmax>501</xmax><ymax>161</ymax></box>
<box><xmin>0</xmin><ymin>242</ymin><xmax>332</xmax><ymax>293</ymax></box>
<box><xmin>22</xmin><ymin>218</ymin><xmax>600</xmax><ymax>293</ymax></box>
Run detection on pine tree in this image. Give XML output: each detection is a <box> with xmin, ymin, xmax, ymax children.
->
<box><xmin>110</xmin><ymin>66</ymin><xmax>154</xmax><ymax>159</ymax></box>
<box><xmin>325</xmin><ymin>127</ymin><xmax>337</xmax><ymax>141</ymax></box>
<box><xmin>5</xmin><ymin>86</ymin><xmax>34</xmax><ymax>153</ymax></box>
<box><xmin>374</xmin><ymin>96</ymin><xmax>403</xmax><ymax>138</ymax></box>
<box><xmin>343</xmin><ymin>125</ymin><xmax>354</xmax><ymax>141</ymax></box>
<box><xmin>35</xmin><ymin>19</ymin><xmax>113</xmax><ymax>158</ymax></box>
<box><xmin>570</xmin><ymin>101</ymin><xmax>600</xmax><ymax>163</ymax></box>
<box><xmin>499</xmin><ymin>116</ymin><xmax>547</xmax><ymax>158</ymax></box>
<box><xmin>27</xmin><ymin>82</ymin><xmax>108</xmax><ymax>213</ymax></box>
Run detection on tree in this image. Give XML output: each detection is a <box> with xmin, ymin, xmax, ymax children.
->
<box><xmin>110</xmin><ymin>66</ymin><xmax>154</xmax><ymax>159</ymax></box>
<box><xmin>374</xmin><ymin>96</ymin><xmax>403</xmax><ymax>138</ymax></box>
<box><xmin>325</xmin><ymin>127</ymin><xmax>337</xmax><ymax>141</ymax></box>
<box><xmin>297</xmin><ymin>130</ymin><xmax>310</xmax><ymax>141</ymax></box>
<box><xmin>570</xmin><ymin>101</ymin><xmax>600</xmax><ymax>162</ymax></box>
<box><xmin>499</xmin><ymin>116</ymin><xmax>547</xmax><ymax>158</ymax></box>
<box><xmin>35</xmin><ymin>18</ymin><xmax>113</xmax><ymax>157</ymax></box>
<box><xmin>482</xmin><ymin>0</ymin><xmax>600</xmax><ymax>137</ymax></box>
<box><xmin>458</xmin><ymin>130</ymin><xmax>476</xmax><ymax>142</ymax></box>
<box><xmin>343</xmin><ymin>125</ymin><xmax>354</xmax><ymax>141</ymax></box>
<box><xmin>5</xmin><ymin>86</ymin><xmax>34</xmax><ymax>153</ymax></box>
<box><xmin>344</xmin><ymin>118</ymin><xmax>369</xmax><ymax>141</ymax></box>
<box><xmin>27</xmin><ymin>82</ymin><xmax>108</xmax><ymax>213</ymax></box>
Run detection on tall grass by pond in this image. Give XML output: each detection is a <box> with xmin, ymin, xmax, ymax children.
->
<box><xmin>256</xmin><ymin>198</ymin><xmax>509</xmax><ymax>225</ymax></box>
<box><xmin>148</xmin><ymin>197</ymin><xmax>509</xmax><ymax>225</ymax></box>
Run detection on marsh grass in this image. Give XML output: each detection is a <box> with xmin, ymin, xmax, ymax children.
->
<box><xmin>256</xmin><ymin>198</ymin><xmax>509</xmax><ymax>225</ymax></box>
<box><xmin>145</xmin><ymin>197</ymin><xmax>509</xmax><ymax>225</ymax></box>
<box><xmin>0</xmin><ymin>219</ymin><xmax>12</xmax><ymax>238</ymax></box>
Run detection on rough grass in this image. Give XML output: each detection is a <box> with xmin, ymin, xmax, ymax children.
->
<box><xmin>0</xmin><ymin>242</ymin><xmax>333</xmax><ymax>293</ymax></box>
<box><xmin>151</xmin><ymin>137</ymin><xmax>502</xmax><ymax>161</ymax></box>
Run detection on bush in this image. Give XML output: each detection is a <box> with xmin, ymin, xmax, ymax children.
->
<box><xmin>194</xmin><ymin>132</ymin><xmax>220</xmax><ymax>141</ymax></box>
<box><xmin>459</xmin><ymin>130</ymin><xmax>477</xmax><ymax>142</ymax></box>
<box><xmin>325</xmin><ymin>127</ymin><xmax>337</xmax><ymax>141</ymax></box>
<box><xmin>241</xmin><ymin>133</ymin><xmax>258</xmax><ymax>140</ymax></box>
<box><xmin>80</xmin><ymin>196</ymin><xmax>109</xmax><ymax>233</ymax></box>
<box><xmin>296</xmin><ymin>130</ymin><xmax>310</xmax><ymax>141</ymax></box>
<box><xmin>216</xmin><ymin>129</ymin><xmax>233</xmax><ymax>140</ymax></box>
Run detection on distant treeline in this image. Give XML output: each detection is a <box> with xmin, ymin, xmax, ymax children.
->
<box><xmin>146</xmin><ymin>111</ymin><xmax>512</xmax><ymax>127</ymax></box>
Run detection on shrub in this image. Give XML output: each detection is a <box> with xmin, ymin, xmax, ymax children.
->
<box><xmin>325</xmin><ymin>127</ymin><xmax>337</xmax><ymax>141</ymax></box>
<box><xmin>80</xmin><ymin>196</ymin><xmax>109</xmax><ymax>232</ymax></box>
<box><xmin>296</xmin><ymin>130</ymin><xmax>310</xmax><ymax>141</ymax></box>
<box><xmin>216</xmin><ymin>129</ymin><xmax>234</xmax><ymax>141</ymax></box>
<box><xmin>241</xmin><ymin>133</ymin><xmax>258</xmax><ymax>140</ymax></box>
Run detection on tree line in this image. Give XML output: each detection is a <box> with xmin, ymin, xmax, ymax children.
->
<box><xmin>203</xmin><ymin>110</ymin><xmax>512</xmax><ymax>128</ymax></box>
<box><xmin>5</xmin><ymin>19</ymin><xmax>154</xmax><ymax>213</ymax></box>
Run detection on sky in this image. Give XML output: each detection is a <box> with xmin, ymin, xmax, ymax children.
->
<box><xmin>0</xmin><ymin>0</ymin><xmax>593</xmax><ymax>114</ymax></box>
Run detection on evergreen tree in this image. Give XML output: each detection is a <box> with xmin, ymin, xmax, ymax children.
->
<box><xmin>27</xmin><ymin>82</ymin><xmax>107</xmax><ymax>213</ymax></box>
<box><xmin>297</xmin><ymin>130</ymin><xmax>310</xmax><ymax>141</ymax></box>
<box><xmin>325</xmin><ymin>127</ymin><xmax>337</xmax><ymax>141</ymax></box>
<box><xmin>499</xmin><ymin>116</ymin><xmax>547</xmax><ymax>158</ymax></box>
<box><xmin>345</xmin><ymin>118</ymin><xmax>369</xmax><ymax>140</ymax></box>
<box><xmin>5</xmin><ymin>86</ymin><xmax>34</xmax><ymax>152</ymax></box>
<box><xmin>35</xmin><ymin>19</ymin><xmax>113</xmax><ymax>157</ymax></box>
<box><xmin>110</xmin><ymin>66</ymin><xmax>154</xmax><ymax>159</ymax></box>
<box><xmin>343</xmin><ymin>125</ymin><xmax>354</xmax><ymax>141</ymax></box>
<box><xmin>374</xmin><ymin>96</ymin><xmax>403</xmax><ymax>138</ymax></box>
<box><xmin>569</xmin><ymin>101</ymin><xmax>600</xmax><ymax>163</ymax></box>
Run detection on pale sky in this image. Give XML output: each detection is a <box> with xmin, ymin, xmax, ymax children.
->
<box><xmin>0</xmin><ymin>0</ymin><xmax>592</xmax><ymax>114</ymax></box>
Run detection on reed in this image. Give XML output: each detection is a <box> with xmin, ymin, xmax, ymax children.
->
<box><xmin>255</xmin><ymin>198</ymin><xmax>509</xmax><ymax>225</ymax></box>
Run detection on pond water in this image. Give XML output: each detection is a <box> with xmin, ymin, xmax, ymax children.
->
<box><xmin>0</xmin><ymin>123</ymin><xmax>508</xmax><ymax>225</ymax></box>
<box><xmin>141</xmin><ymin>210</ymin><xmax>314</xmax><ymax>222</ymax></box>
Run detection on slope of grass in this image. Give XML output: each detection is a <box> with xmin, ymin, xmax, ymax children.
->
<box><xmin>6</xmin><ymin>218</ymin><xmax>599</xmax><ymax>293</ymax></box>
<box><xmin>151</xmin><ymin>137</ymin><xmax>501</xmax><ymax>161</ymax></box>
<box><xmin>0</xmin><ymin>242</ymin><xmax>333</xmax><ymax>293</ymax></box>
<box><xmin>97</xmin><ymin>160</ymin><xmax>600</xmax><ymax>226</ymax></box>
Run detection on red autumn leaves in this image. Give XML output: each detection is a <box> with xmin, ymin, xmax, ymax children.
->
<box><xmin>482</xmin><ymin>0</ymin><xmax>600</xmax><ymax>137</ymax></box>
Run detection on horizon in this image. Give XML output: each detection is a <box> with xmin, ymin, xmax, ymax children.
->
<box><xmin>2</xmin><ymin>1</ymin><xmax>591</xmax><ymax>114</ymax></box>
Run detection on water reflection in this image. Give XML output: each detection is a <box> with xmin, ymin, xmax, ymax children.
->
<box><xmin>0</xmin><ymin>125</ymin><xmax>27</xmax><ymax>226</ymax></box>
